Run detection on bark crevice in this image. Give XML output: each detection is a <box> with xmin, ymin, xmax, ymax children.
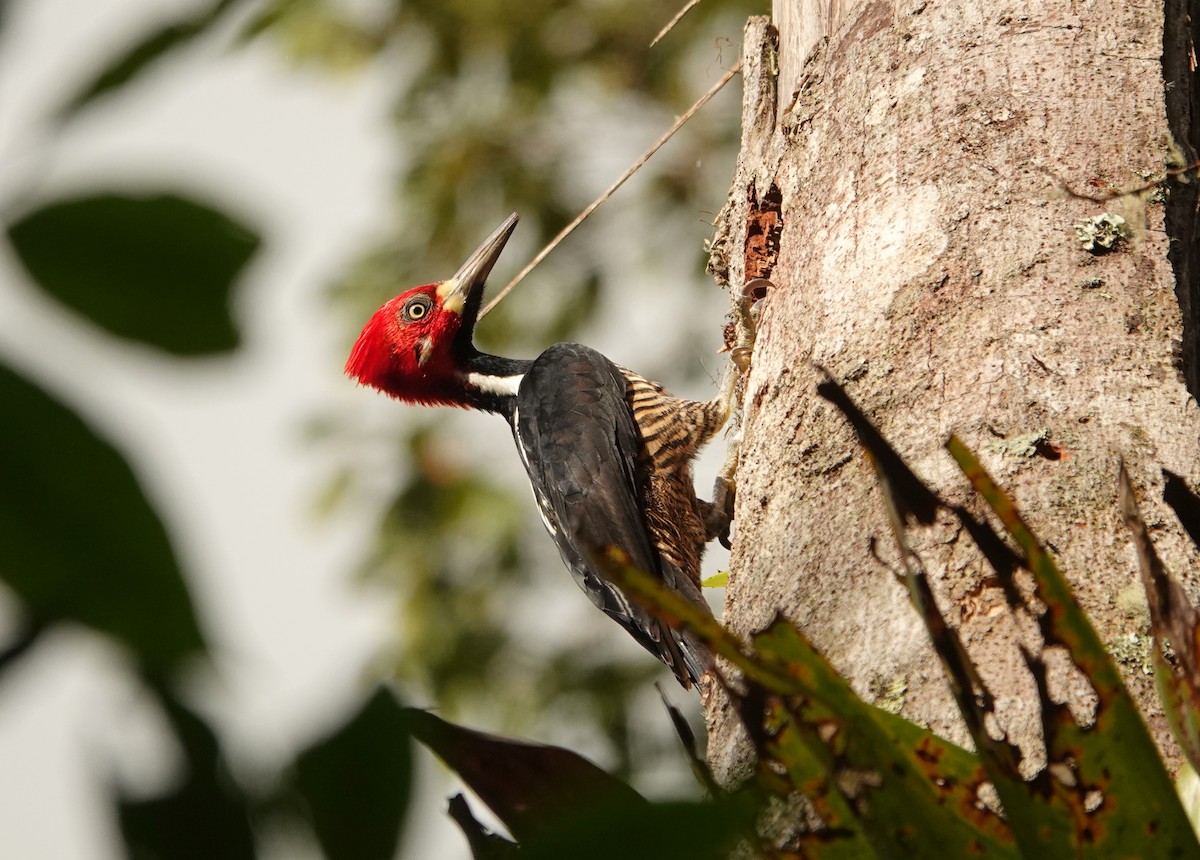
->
<box><xmin>1162</xmin><ymin>0</ymin><xmax>1200</xmax><ymax>396</ymax></box>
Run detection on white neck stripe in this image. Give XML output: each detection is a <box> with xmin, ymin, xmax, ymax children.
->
<box><xmin>465</xmin><ymin>372</ymin><xmax>524</xmax><ymax>397</ymax></box>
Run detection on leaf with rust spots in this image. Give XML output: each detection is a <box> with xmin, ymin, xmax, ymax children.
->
<box><xmin>946</xmin><ymin>440</ymin><xmax>1200</xmax><ymax>856</ymax></box>
<box><xmin>751</xmin><ymin>620</ymin><xmax>1017</xmax><ymax>857</ymax></box>
<box><xmin>607</xmin><ymin>554</ymin><xmax>1014</xmax><ymax>855</ymax></box>
<box><xmin>761</xmin><ymin>697</ymin><xmax>873</xmax><ymax>857</ymax></box>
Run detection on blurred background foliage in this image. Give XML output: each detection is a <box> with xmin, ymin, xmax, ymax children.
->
<box><xmin>1</xmin><ymin>0</ymin><xmax>755</xmax><ymax>854</ymax></box>
<box><xmin>248</xmin><ymin>0</ymin><xmax>756</xmax><ymax>780</ymax></box>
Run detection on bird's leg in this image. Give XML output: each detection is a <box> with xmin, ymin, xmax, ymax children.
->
<box><xmin>706</xmin><ymin>279</ymin><xmax>770</xmax><ymax>549</ymax></box>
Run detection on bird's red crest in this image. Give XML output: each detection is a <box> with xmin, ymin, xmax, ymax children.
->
<box><xmin>345</xmin><ymin>297</ymin><xmax>400</xmax><ymax>386</ymax></box>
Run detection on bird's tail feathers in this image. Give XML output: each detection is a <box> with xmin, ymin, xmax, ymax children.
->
<box><xmin>676</xmin><ymin>628</ymin><xmax>715</xmax><ymax>687</ymax></box>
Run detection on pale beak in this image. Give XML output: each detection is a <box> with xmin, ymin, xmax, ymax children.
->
<box><xmin>437</xmin><ymin>213</ymin><xmax>519</xmax><ymax>317</ymax></box>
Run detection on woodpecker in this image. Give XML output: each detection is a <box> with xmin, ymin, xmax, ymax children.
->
<box><xmin>346</xmin><ymin>213</ymin><xmax>749</xmax><ymax>688</ymax></box>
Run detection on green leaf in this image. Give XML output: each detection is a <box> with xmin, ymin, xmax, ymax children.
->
<box><xmin>60</xmin><ymin>0</ymin><xmax>241</xmax><ymax>118</ymax></box>
<box><xmin>0</xmin><ymin>360</ymin><xmax>206</xmax><ymax>673</ymax></box>
<box><xmin>753</xmin><ymin>619</ymin><xmax>1017</xmax><ymax>858</ymax></box>
<box><xmin>117</xmin><ymin>688</ymin><xmax>256</xmax><ymax>860</ymax></box>
<box><xmin>701</xmin><ymin>570</ymin><xmax>729</xmax><ymax>588</ymax></box>
<box><xmin>600</xmin><ymin>554</ymin><xmax>1016</xmax><ymax>857</ymax></box>
<box><xmin>518</xmin><ymin>799</ymin><xmax>742</xmax><ymax>860</ymax></box>
<box><xmin>7</xmin><ymin>192</ymin><xmax>260</xmax><ymax>356</ymax></box>
<box><xmin>407</xmin><ymin>708</ymin><xmax>746</xmax><ymax>858</ymax></box>
<box><xmin>294</xmin><ymin>687</ymin><xmax>413</xmax><ymax>860</ymax></box>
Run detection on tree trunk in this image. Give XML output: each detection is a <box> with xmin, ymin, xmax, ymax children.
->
<box><xmin>705</xmin><ymin>0</ymin><xmax>1200</xmax><ymax>802</ymax></box>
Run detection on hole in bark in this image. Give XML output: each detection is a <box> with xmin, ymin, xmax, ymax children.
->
<box><xmin>745</xmin><ymin>180</ymin><xmax>783</xmax><ymax>281</ymax></box>
<box><xmin>1034</xmin><ymin>439</ymin><xmax>1065</xmax><ymax>461</ymax></box>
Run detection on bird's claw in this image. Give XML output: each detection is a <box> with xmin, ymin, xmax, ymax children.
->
<box><xmin>705</xmin><ymin>474</ymin><xmax>737</xmax><ymax>549</ymax></box>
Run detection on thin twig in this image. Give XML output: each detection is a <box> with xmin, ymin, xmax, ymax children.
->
<box><xmin>480</xmin><ymin>59</ymin><xmax>743</xmax><ymax>319</ymax></box>
<box><xmin>650</xmin><ymin>0</ymin><xmax>703</xmax><ymax>48</ymax></box>
<box><xmin>1046</xmin><ymin>160</ymin><xmax>1199</xmax><ymax>204</ymax></box>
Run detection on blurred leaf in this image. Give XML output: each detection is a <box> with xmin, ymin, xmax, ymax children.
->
<box><xmin>410</xmin><ymin>708</ymin><xmax>743</xmax><ymax>859</ymax></box>
<box><xmin>60</xmin><ymin>0</ymin><xmax>241</xmax><ymax>117</ymax></box>
<box><xmin>0</xmin><ymin>359</ymin><xmax>206</xmax><ymax>673</ymax></box>
<box><xmin>405</xmin><ymin>707</ymin><xmax>645</xmax><ymax>844</ymax></box>
<box><xmin>1178</xmin><ymin>763</ymin><xmax>1200</xmax><ymax>838</ymax></box>
<box><xmin>701</xmin><ymin>570</ymin><xmax>729</xmax><ymax>588</ymax></box>
<box><xmin>117</xmin><ymin>688</ymin><xmax>256</xmax><ymax>860</ymax></box>
<box><xmin>294</xmin><ymin>687</ymin><xmax>413</xmax><ymax>860</ymax></box>
<box><xmin>518</xmin><ymin>799</ymin><xmax>742</xmax><ymax>860</ymax></box>
<box><xmin>7</xmin><ymin>192</ymin><xmax>260</xmax><ymax>355</ymax></box>
<box><xmin>239</xmin><ymin>0</ymin><xmax>379</xmax><ymax>70</ymax></box>
<box><xmin>759</xmin><ymin>696</ymin><xmax>874</xmax><ymax>859</ymax></box>
<box><xmin>755</xmin><ymin>619</ymin><xmax>1016</xmax><ymax>858</ymax></box>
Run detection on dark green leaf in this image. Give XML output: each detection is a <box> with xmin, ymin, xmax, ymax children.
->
<box><xmin>0</xmin><ymin>360</ymin><xmax>206</xmax><ymax>672</ymax></box>
<box><xmin>519</xmin><ymin>799</ymin><xmax>742</xmax><ymax>860</ymax></box>
<box><xmin>117</xmin><ymin>688</ymin><xmax>256</xmax><ymax>860</ymax></box>
<box><xmin>7</xmin><ymin>192</ymin><xmax>260</xmax><ymax>355</ymax></box>
<box><xmin>60</xmin><ymin>0</ymin><xmax>240</xmax><ymax>117</ymax></box>
<box><xmin>447</xmin><ymin>794</ymin><xmax>521</xmax><ymax>860</ymax></box>
<box><xmin>294</xmin><ymin>687</ymin><xmax>413</xmax><ymax>860</ymax></box>
<box><xmin>405</xmin><ymin>708</ymin><xmax>646</xmax><ymax>845</ymax></box>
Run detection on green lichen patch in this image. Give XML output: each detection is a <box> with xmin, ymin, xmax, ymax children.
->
<box><xmin>1074</xmin><ymin>212</ymin><xmax>1129</xmax><ymax>253</ymax></box>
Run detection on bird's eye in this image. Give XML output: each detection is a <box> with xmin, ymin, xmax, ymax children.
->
<box><xmin>402</xmin><ymin>295</ymin><xmax>432</xmax><ymax>322</ymax></box>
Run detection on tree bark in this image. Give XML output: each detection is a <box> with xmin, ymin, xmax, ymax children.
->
<box><xmin>705</xmin><ymin>0</ymin><xmax>1200</xmax><ymax>802</ymax></box>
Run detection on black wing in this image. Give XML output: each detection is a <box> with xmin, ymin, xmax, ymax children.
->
<box><xmin>511</xmin><ymin>343</ymin><xmax>709</xmax><ymax>686</ymax></box>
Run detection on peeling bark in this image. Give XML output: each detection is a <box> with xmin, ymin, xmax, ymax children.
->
<box><xmin>706</xmin><ymin>1</ymin><xmax>1200</xmax><ymax>809</ymax></box>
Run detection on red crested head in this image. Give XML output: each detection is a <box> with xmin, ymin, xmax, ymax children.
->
<box><xmin>345</xmin><ymin>214</ymin><xmax>519</xmax><ymax>406</ymax></box>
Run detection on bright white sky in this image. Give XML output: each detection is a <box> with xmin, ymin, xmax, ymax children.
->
<box><xmin>0</xmin><ymin>1</ymin><xmax>735</xmax><ymax>857</ymax></box>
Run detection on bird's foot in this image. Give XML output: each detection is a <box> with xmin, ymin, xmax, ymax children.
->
<box><xmin>717</xmin><ymin>278</ymin><xmax>769</xmax><ymax>419</ymax></box>
<box><xmin>705</xmin><ymin>472</ymin><xmax>737</xmax><ymax>549</ymax></box>
<box><xmin>707</xmin><ymin>279</ymin><xmax>770</xmax><ymax>550</ymax></box>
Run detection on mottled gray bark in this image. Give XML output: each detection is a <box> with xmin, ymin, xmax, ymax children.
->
<box><xmin>706</xmin><ymin>0</ymin><xmax>1200</xmax><ymax>802</ymax></box>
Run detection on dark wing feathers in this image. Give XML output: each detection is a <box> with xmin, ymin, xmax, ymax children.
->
<box><xmin>512</xmin><ymin>343</ymin><xmax>705</xmax><ymax>686</ymax></box>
